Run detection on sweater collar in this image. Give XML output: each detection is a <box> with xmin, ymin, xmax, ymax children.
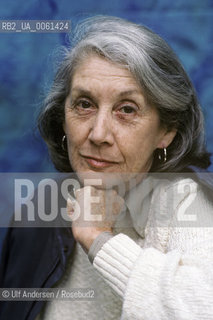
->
<box><xmin>124</xmin><ymin>175</ymin><xmax>158</xmax><ymax>238</ymax></box>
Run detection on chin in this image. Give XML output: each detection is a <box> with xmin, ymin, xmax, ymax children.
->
<box><xmin>75</xmin><ymin>171</ymin><xmax>144</xmax><ymax>196</ymax></box>
<box><xmin>76</xmin><ymin>171</ymin><xmax>119</xmax><ymax>189</ymax></box>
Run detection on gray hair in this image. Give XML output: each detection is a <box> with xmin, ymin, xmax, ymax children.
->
<box><xmin>38</xmin><ymin>15</ymin><xmax>210</xmax><ymax>172</ymax></box>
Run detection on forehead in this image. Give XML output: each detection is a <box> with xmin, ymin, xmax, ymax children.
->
<box><xmin>71</xmin><ymin>55</ymin><xmax>142</xmax><ymax>93</ymax></box>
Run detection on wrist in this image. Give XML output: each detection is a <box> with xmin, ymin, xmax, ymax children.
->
<box><xmin>78</xmin><ymin>228</ymin><xmax>113</xmax><ymax>253</ymax></box>
<box><xmin>88</xmin><ymin>231</ymin><xmax>114</xmax><ymax>263</ymax></box>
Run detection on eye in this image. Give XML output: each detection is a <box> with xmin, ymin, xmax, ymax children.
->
<box><xmin>72</xmin><ymin>99</ymin><xmax>96</xmax><ymax>115</ymax></box>
<box><xmin>116</xmin><ymin>103</ymin><xmax>138</xmax><ymax>117</ymax></box>
<box><xmin>120</xmin><ymin>106</ymin><xmax>136</xmax><ymax>114</ymax></box>
<box><xmin>77</xmin><ymin>100</ymin><xmax>92</xmax><ymax>109</ymax></box>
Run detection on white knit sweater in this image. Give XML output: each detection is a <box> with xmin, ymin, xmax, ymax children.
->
<box><xmin>38</xmin><ymin>175</ymin><xmax>213</xmax><ymax>320</ymax></box>
<box><xmin>93</xmin><ymin>176</ymin><xmax>213</xmax><ymax>319</ymax></box>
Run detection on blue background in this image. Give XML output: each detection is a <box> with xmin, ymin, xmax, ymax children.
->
<box><xmin>0</xmin><ymin>0</ymin><xmax>213</xmax><ymax>172</ymax></box>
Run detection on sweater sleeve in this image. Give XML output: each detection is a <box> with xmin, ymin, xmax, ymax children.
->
<box><xmin>93</xmin><ymin>232</ymin><xmax>213</xmax><ymax>320</ymax></box>
<box><xmin>92</xmin><ymin>179</ymin><xmax>213</xmax><ymax>320</ymax></box>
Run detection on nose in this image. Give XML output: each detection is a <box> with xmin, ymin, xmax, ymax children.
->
<box><xmin>88</xmin><ymin>110</ymin><xmax>114</xmax><ymax>146</ymax></box>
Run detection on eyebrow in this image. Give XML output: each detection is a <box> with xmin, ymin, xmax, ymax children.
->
<box><xmin>71</xmin><ymin>88</ymin><xmax>95</xmax><ymax>98</ymax></box>
<box><xmin>71</xmin><ymin>87</ymin><xmax>142</xmax><ymax>98</ymax></box>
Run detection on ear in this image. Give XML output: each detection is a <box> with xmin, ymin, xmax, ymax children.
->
<box><xmin>157</xmin><ymin>129</ymin><xmax>177</xmax><ymax>149</ymax></box>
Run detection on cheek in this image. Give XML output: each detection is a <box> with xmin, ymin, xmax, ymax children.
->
<box><xmin>65</xmin><ymin>120</ymin><xmax>88</xmax><ymax>169</ymax></box>
<box><xmin>117</xmin><ymin>124</ymin><xmax>161</xmax><ymax>165</ymax></box>
<box><xmin>65</xmin><ymin>115</ymin><xmax>89</xmax><ymax>147</ymax></box>
<box><xmin>118</xmin><ymin>127</ymin><xmax>157</xmax><ymax>154</ymax></box>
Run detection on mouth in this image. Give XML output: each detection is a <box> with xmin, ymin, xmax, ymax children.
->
<box><xmin>81</xmin><ymin>155</ymin><xmax>118</xmax><ymax>169</ymax></box>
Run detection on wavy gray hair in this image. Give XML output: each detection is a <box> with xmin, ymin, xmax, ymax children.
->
<box><xmin>38</xmin><ymin>16</ymin><xmax>210</xmax><ymax>172</ymax></box>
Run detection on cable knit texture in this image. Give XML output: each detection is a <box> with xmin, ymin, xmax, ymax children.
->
<box><xmin>39</xmin><ymin>176</ymin><xmax>213</xmax><ymax>319</ymax></box>
<box><xmin>94</xmin><ymin>177</ymin><xmax>213</xmax><ymax>319</ymax></box>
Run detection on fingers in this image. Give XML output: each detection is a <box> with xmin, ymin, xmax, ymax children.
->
<box><xmin>67</xmin><ymin>197</ymin><xmax>75</xmax><ymax>215</ymax></box>
<box><xmin>66</xmin><ymin>196</ymin><xmax>80</xmax><ymax>222</ymax></box>
<box><xmin>67</xmin><ymin>186</ymin><xmax>125</xmax><ymax>251</ymax></box>
<box><xmin>66</xmin><ymin>186</ymin><xmax>125</xmax><ymax>228</ymax></box>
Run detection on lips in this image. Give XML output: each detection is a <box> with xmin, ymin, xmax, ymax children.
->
<box><xmin>81</xmin><ymin>155</ymin><xmax>118</xmax><ymax>169</ymax></box>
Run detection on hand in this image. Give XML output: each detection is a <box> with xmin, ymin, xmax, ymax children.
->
<box><xmin>67</xmin><ymin>186</ymin><xmax>124</xmax><ymax>253</ymax></box>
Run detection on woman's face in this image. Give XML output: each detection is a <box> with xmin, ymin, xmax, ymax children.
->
<box><xmin>64</xmin><ymin>55</ymin><xmax>175</xmax><ymax>176</ymax></box>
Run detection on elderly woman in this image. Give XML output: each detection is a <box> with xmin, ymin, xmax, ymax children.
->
<box><xmin>1</xmin><ymin>16</ymin><xmax>213</xmax><ymax>320</ymax></box>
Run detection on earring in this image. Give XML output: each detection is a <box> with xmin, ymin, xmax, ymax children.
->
<box><xmin>61</xmin><ymin>135</ymin><xmax>67</xmax><ymax>151</ymax></box>
<box><xmin>163</xmin><ymin>148</ymin><xmax>167</xmax><ymax>162</ymax></box>
<box><xmin>158</xmin><ymin>148</ymin><xmax>167</xmax><ymax>163</ymax></box>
